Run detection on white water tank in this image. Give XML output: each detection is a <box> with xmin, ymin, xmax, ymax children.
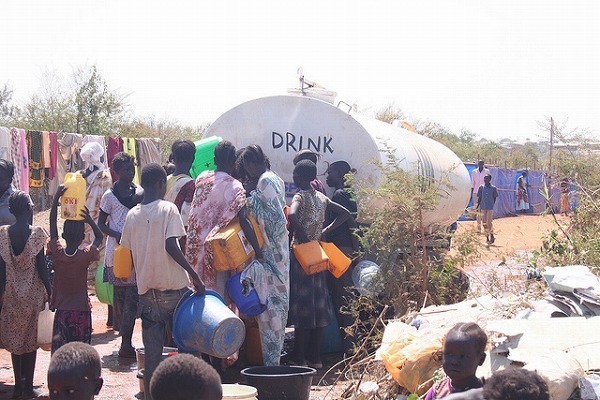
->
<box><xmin>204</xmin><ymin>95</ymin><xmax>470</xmax><ymax>230</ymax></box>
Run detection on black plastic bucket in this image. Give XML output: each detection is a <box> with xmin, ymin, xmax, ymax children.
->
<box><xmin>240</xmin><ymin>366</ymin><xmax>316</xmax><ymax>400</ymax></box>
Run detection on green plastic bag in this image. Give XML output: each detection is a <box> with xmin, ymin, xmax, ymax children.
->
<box><xmin>95</xmin><ymin>263</ymin><xmax>114</xmax><ymax>305</ymax></box>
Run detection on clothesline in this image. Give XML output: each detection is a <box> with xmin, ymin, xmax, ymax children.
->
<box><xmin>0</xmin><ymin>127</ymin><xmax>161</xmax><ymax>196</ymax></box>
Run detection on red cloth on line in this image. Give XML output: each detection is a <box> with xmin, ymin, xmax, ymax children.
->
<box><xmin>107</xmin><ymin>137</ymin><xmax>124</xmax><ymax>182</ymax></box>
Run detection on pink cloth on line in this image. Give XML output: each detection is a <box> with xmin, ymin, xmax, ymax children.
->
<box><xmin>107</xmin><ymin>137</ymin><xmax>124</xmax><ymax>182</ymax></box>
<box><xmin>19</xmin><ymin>129</ymin><xmax>29</xmax><ymax>193</ymax></box>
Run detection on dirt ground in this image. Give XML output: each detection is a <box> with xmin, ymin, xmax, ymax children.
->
<box><xmin>0</xmin><ymin>213</ymin><xmax>568</xmax><ymax>399</ymax></box>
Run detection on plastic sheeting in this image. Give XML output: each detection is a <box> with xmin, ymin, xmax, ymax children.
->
<box><xmin>461</xmin><ymin>163</ymin><xmax>575</xmax><ymax>219</ymax></box>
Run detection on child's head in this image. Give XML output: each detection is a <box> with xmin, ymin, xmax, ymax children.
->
<box><xmin>214</xmin><ymin>140</ymin><xmax>237</xmax><ymax>174</ymax></box>
<box><xmin>111</xmin><ymin>152</ymin><xmax>136</xmax><ymax>183</ymax></box>
<box><xmin>293</xmin><ymin>159</ymin><xmax>317</xmax><ymax>190</ymax></box>
<box><xmin>0</xmin><ymin>159</ymin><xmax>15</xmax><ymax>194</ymax></box>
<box><xmin>141</xmin><ymin>163</ymin><xmax>167</xmax><ymax>197</ymax></box>
<box><xmin>150</xmin><ymin>354</ymin><xmax>222</xmax><ymax>400</ymax></box>
<box><xmin>8</xmin><ymin>190</ymin><xmax>33</xmax><ymax>220</ymax></box>
<box><xmin>442</xmin><ymin>322</ymin><xmax>487</xmax><ymax>388</ymax></box>
<box><xmin>163</xmin><ymin>162</ymin><xmax>176</xmax><ymax>175</ymax></box>
<box><xmin>326</xmin><ymin>160</ymin><xmax>352</xmax><ymax>188</ymax></box>
<box><xmin>171</xmin><ymin>139</ymin><xmax>196</xmax><ymax>170</ymax></box>
<box><xmin>483</xmin><ymin>368</ymin><xmax>549</xmax><ymax>400</ymax></box>
<box><xmin>48</xmin><ymin>342</ymin><xmax>103</xmax><ymax>400</ymax></box>
<box><xmin>240</xmin><ymin>144</ymin><xmax>270</xmax><ymax>179</ymax></box>
<box><xmin>62</xmin><ymin>220</ymin><xmax>86</xmax><ymax>247</ymax></box>
<box><xmin>484</xmin><ymin>174</ymin><xmax>492</xmax><ymax>184</ymax></box>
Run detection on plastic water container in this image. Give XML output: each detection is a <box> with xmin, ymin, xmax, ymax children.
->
<box><xmin>95</xmin><ymin>263</ymin><xmax>114</xmax><ymax>305</ymax></box>
<box><xmin>242</xmin><ymin>317</ymin><xmax>263</xmax><ymax>365</ymax></box>
<box><xmin>352</xmin><ymin>260</ymin><xmax>381</xmax><ymax>296</ymax></box>
<box><xmin>293</xmin><ymin>241</ymin><xmax>329</xmax><ymax>275</ymax></box>
<box><xmin>209</xmin><ymin>216</ymin><xmax>264</xmax><ymax>271</ymax></box>
<box><xmin>222</xmin><ymin>384</ymin><xmax>258</xmax><ymax>400</ymax></box>
<box><xmin>172</xmin><ymin>290</ymin><xmax>245</xmax><ymax>358</ymax></box>
<box><xmin>37</xmin><ymin>302</ymin><xmax>55</xmax><ymax>351</ymax></box>
<box><xmin>113</xmin><ymin>244</ymin><xmax>132</xmax><ymax>279</ymax></box>
<box><xmin>61</xmin><ymin>173</ymin><xmax>87</xmax><ymax>220</ymax></box>
<box><xmin>320</xmin><ymin>242</ymin><xmax>351</xmax><ymax>278</ymax></box>
<box><xmin>190</xmin><ymin>136</ymin><xmax>222</xmax><ymax>178</ymax></box>
<box><xmin>226</xmin><ymin>270</ymin><xmax>267</xmax><ymax>317</ymax></box>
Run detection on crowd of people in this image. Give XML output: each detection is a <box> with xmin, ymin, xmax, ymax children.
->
<box><xmin>0</xmin><ymin>140</ymin><xmax>362</xmax><ymax>399</ymax></box>
<box><xmin>0</xmin><ymin>144</ymin><xmax>556</xmax><ymax>400</ymax></box>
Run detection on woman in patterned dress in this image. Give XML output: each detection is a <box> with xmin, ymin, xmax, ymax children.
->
<box><xmin>287</xmin><ymin>160</ymin><xmax>352</xmax><ymax>368</ymax></box>
<box><xmin>185</xmin><ymin>141</ymin><xmax>263</xmax><ymax>370</ymax></box>
<box><xmin>0</xmin><ymin>190</ymin><xmax>51</xmax><ymax>399</ymax></box>
<box><xmin>240</xmin><ymin>144</ymin><xmax>290</xmax><ymax>366</ymax></box>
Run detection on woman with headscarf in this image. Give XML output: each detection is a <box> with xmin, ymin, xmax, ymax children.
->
<box><xmin>0</xmin><ymin>159</ymin><xmax>16</xmax><ymax>226</ymax></box>
<box><xmin>239</xmin><ymin>144</ymin><xmax>289</xmax><ymax>366</ymax></box>
<box><xmin>78</xmin><ymin>142</ymin><xmax>112</xmax><ymax>324</ymax></box>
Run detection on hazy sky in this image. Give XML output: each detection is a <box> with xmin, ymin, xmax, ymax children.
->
<box><xmin>2</xmin><ymin>1</ymin><xmax>599</xmax><ymax>141</ymax></box>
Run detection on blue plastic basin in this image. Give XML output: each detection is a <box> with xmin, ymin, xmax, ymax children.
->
<box><xmin>172</xmin><ymin>290</ymin><xmax>245</xmax><ymax>358</ymax></box>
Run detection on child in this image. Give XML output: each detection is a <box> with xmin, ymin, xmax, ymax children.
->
<box><xmin>483</xmin><ymin>368</ymin><xmax>549</xmax><ymax>400</ymax></box>
<box><xmin>477</xmin><ymin>174</ymin><xmax>498</xmax><ymax>244</ymax></box>
<box><xmin>150</xmin><ymin>354</ymin><xmax>222</xmax><ymax>400</ymax></box>
<box><xmin>0</xmin><ymin>190</ymin><xmax>52</xmax><ymax>399</ymax></box>
<box><xmin>164</xmin><ymin>139</ymin><xmax>196</xmax><ymax>252</ymax></box>
<box><xmin>424</xmin><ymin>322</ymin><xmax>487</xmax><ymax>400</ymax></box>
<box><xmin>98</xmin><ymin>152</ymin><xmax>142</xmax><ymax>358</ymax></box>
<box><xmin>49</xmin><ymin>186</ymin><xmax>102</xmax><ymax>353</ymax></box>
<box><xmin>287</xmin><ymin>160</ymin><xmax>352</xmax><ymax>368</ymax></box>
<box><xmin>121</xmin><ymin>163</ymin><xmax>205</xmax><ymax>399</ymax></box>
<box><xmin>47</xmin><ymin>342</ymin><xmax>103</xmax><ymax>400</ymax></box>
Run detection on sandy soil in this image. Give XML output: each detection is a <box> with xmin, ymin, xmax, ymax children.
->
<box><xmin>0</xmin><ymin>213</ymin><xmax>568</xmax><ymax>399</ymax></box>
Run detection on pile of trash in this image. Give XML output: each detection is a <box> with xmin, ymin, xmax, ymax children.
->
<box><xmin>375</xmin><ymin>265</ymin><xmax>600</xmax><ymax>400</ymax></box>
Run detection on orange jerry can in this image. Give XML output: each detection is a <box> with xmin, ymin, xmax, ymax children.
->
<box><xmin>320</xmin><ymin>242</ymin><xmax>352</xmax><ymax>278</ymax></box>
<box><xmin>113</xmin><ymin>244</ymin><xmax>133</xmax><ymax>279</ymax></box>
<box><xmin>209</xmin><ymin>216</ymin><xmax>264</xmax><ymax>271</ymax></box>
<box><xmin>61</xmin><ymin>173</ymin><xmax>87</xmax><ymax>220</ymax></box>
<box><xmin>292</xmin><ymin>241</ymin><xmax>329</xmax><ymax>275</ymax></box>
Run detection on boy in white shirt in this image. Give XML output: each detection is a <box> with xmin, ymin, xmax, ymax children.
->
<box><xmin>121</xmin><ymin>163</ymin><xmax>204</xmax><ymax>399</ymax></box>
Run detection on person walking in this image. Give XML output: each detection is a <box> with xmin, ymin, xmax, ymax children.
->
<box><xmin>477</xmin><ymin>174</ymin><xmax>498</xmax><ymax>244</ymax></box>
<box><xmin>471</xmin><ymin>160</ymin><xmax>490</xmax><ymax>232</ymax></box>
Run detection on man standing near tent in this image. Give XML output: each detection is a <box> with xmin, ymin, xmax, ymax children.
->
<box><xmin>471</xmin><ymin>160</ymin><xmax>490</xmax><ymax>233</ymax></box>
<box><xmin>477</xmin><ymin>174</ymin><xmax>498</xmax><ymax>244</ymax></box>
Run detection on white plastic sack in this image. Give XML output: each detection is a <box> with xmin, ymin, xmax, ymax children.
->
<box><xmin>37</xmin><ymin>302</ymin><xmax>55</xmax><ymax>351</ymax></box>
<box><xmin>524</xmin><ymin>351</ymin><xmax>584</xmax><ymax>400</ymax></box>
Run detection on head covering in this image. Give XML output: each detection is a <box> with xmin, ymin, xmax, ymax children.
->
<box><xmin>80</xmin><ymin>142</ymin><xmax>106</xmax><ymax>170</ymax></box>
<box><xmin>293</xmin><ymin>149</ymin><xmax>318</xmax><ymax>165</ymax></box>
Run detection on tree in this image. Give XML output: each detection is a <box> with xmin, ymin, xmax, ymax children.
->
<box><xmin>73</xmin><ymin>65</ymin><xmax>128</xmax><ymax>136</ymax></box>
<box><xmin>0</xmin><ymin>83</ymin><xmax>18</xmax><ymax>124</ymax></box>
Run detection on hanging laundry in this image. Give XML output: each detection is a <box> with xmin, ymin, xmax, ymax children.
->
<box><xmin>42</xmin><ymin>131</ymin><xmax>51</xmax><ymax>169</ymax></box>
<box><xmin>48</xmin><ymin>132</ymin><xmax>58</xmax><ymax>180</ymax></box>
<box><xmin>18</xmin><ymin>129</ymin><xmax>29</xmax><ymax>193</ymax></box>
<box><xmin>123</xmin><ymin>137</ymin><xmax>140</xmax><ymax>184</ymax></box>
<box><xmin>48</xmin><ymin>133</ymin><xmax>83</xmax><ymax>196</ymax></box>
<box><xmin>28</xmin><ymin>131</ymin><xmax>44</xmax><ymax>188</ymax></box>
<box><xmin>9</xmin><ymin>128</ymin><xmax>23</xmax><ymax>191</ymax></box>
<box><xmin>0</xmin><ymin>127</ymin><xmax>11</xmax><ymax>161</ymax></box>
<box><xmin>107</xmin><ymin>136</ymin><xmax>124</xmax><ymax>182</ymax></box>
<box><xmin>135</xmin><ymin>138</ymin><xmax>162</xmax><ymax>170</ymax></box>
